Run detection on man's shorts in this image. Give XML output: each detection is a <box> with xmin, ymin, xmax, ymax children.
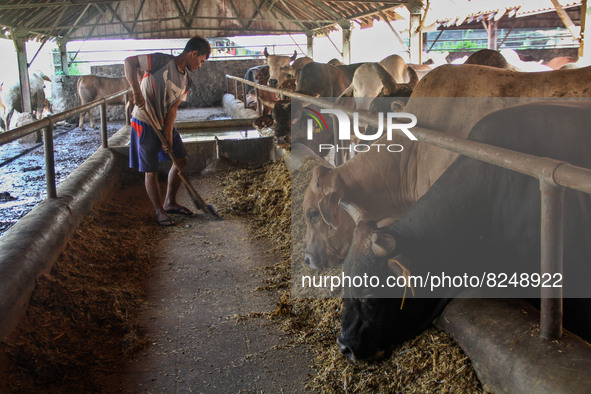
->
<box><xmin>129</xmin><ymin>117</ymin><xmax>187</xmax><ymax>173</ymax></box>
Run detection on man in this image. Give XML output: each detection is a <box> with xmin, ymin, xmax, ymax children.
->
<box><xmin>125</xmin><ymin>36</ymin><xmax>211</xmax><ymax>226</ymax></box>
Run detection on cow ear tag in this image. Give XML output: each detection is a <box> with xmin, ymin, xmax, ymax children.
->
<box><xmin>318</xmin><ymin>199</ymin><xmax>339</xmax><ymax>229</ymax></box>
<box><xmin>387</xmin><ymin>258</ymin><xmax>415</xmax><ymax>309</ymax></box>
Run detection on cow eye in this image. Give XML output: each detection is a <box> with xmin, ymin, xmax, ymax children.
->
<box><xmin>307</xmin><ymin>209</ymin><xmax>320</xmax><ymax>223</ymax></box>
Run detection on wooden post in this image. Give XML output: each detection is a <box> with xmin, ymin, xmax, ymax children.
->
<box><xmin>57</xmin><ymin>39</ymin><xmax>69</xmax><ymax>75</ymax></box>
<box><xmin>12</xmin><ymin>31</ymin><xmax>32</xmax><ymax>115</ymax></box>
<box><xmin>483</xmin><ymin>19</ymin><xmax>499</xmax><ymax>50</ymax></box>
<box><xmin>550</xmin><ymin>0</ymin><xmax>581</xmax><ymax>41</ymax></box>
<box><xmin>340</xmin><ymin>20</ymin><xmax>352</xmax><ymax>64</ymax></box>
<box><xmin>581</xmin><ymin>0</ymin><xmax>590</xmax><ymax>59</ymax></box>
<box><xmin>306</xmin><ymin>32</ymin><xmax>314</xmax><ymax>58</ymax></box>
<box><xmin>407</xmin><ymin>0</ymin><xmax>423</xmax><ymax>64</ymax></box>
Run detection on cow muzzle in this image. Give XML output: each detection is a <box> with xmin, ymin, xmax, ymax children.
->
<box><xmin>337</xmin><ymin>334</ymin><xmax>385</xmax><ymax>362</ymax></box>
<box><xmin>268</xmin><ymin>79</ymin><xmax>278</xmax><ymax>88</ymax></box>
<box><xmin>303</xmin><ymin>250</ymin><xmax>321</xmax><ymax>269</ymax></box>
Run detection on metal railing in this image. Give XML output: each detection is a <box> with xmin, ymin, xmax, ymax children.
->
<box><xmin>0</xmin><ymin>88</ymin><xmax>131</xmax><ymax>199</ymax></box>
<box><xmin>225</xmin><ymin>73</ymin><xmax>591</xmax><ymax>340</ymax></box>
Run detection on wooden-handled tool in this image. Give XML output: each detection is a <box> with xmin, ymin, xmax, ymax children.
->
<box><xmin>154</xmin><ymin>130</ymin><xmax>222</xmax><ymax>220</ymax></box>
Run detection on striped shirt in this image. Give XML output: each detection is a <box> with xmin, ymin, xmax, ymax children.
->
<box><xmin>131</xmin><ymin>53</ymin><xmax>192</xmax><ymax>131</ymax></box>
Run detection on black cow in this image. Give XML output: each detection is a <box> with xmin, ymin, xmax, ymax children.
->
<box><xmin>336</xmin><ymin>101</ymin><xmax>591</xmax><ymax>361</ymax></box>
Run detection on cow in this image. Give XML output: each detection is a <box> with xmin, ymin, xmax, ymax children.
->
<box><xmin>77</xmin><ymin>75</ymin><xmax>133</xmax><ymax>130</ymax></box>
<box><xmin>301</xmin><ymin>64</ymin><xmax>591</xmax><ymax>270</ymax></box>
<box><xmin>337</xmin><ymin>63</ymin><xmax>419</xmax><ymax>111</ymax></box>
<box><xmin>263</xmin><ymin>47</ymin><xmax>297</xmax><ymax>88</ymax></box>
<box><xmin>287</xmin><ymin>62</ymin><xmax>365</xmax><ymax>157</ymax></box>
<box><xmin>336</xmin><ymin>101</ymin><xmax>591</xmax><ymax>361</ymax></box>
<box><xmin>327</xmin><ymin>58</ymin><xmax>344</xmax><ymax>66</ymax></box>
<box><xmin>295</xmin><ymin>62</ymin><xmax>363</xmax><ymax>98</ymax></box>
<box><xmin>545</xmin><ymin>56</ymin><xmax>578</xmax><ymax>70</ymax></box>
<box><xmin>499</xmin><ymin>49</ymin><xmax>552</xmax><ymax>72</ymax></box>
<box><xmin>290</xmin><ymin>56</ymin><xmax>314</xmax><ymax>85</ymax></box>
<box><xmin>1</xmin><ymin>71</ymin><xmax>51</xmax><ymax>131</ymax></box>
<box><xmin>303</xmin><ymin>142</ymin><xmax>418</xmax><ymax>268</ymax></box>
<box><xmin>463</xmin><ymin>49</ymin><xmax>511</xmax><ymax>69</ymax></box>
<box><xmin>378</xmin><ymin>54</ymin><xmax>412</xmax><ymax>83</ymax></box>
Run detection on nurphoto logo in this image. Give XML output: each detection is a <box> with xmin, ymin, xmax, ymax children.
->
<box><xmin>305</xmin><ymin>108</ymin><xmax>418</xmax><ymax>154</ymax></box>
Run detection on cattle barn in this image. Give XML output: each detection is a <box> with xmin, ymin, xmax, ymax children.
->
<box><xmin>1</xmin><ymin>0</ymin><xmax>591</xmax><ymax>392</ymax></box>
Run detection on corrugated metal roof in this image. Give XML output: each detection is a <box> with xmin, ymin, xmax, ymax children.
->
<box><xmin>0</xmin><ymin>0</ymin><xmax>409</xmax><ymax>43</ymax></box>
<box><xmin>427</xmin><ymin>0</ymin><xmax>581</xmax><ymax>27</ymax></box>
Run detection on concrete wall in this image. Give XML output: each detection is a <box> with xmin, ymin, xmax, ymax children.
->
<box><xmin>51</xmin><ymin>59</ymin><xmax>264</xmax><ymax>124</ymax></box>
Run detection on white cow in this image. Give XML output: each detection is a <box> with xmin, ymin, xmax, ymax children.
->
<box><xmin>337</xmin><ymin>54</ymin><xmax>419</xmax><ymax>111</ymax></box>
<box><xmin>1</xmin><ymin>71</ymin><xmax>51</xmax><ymax>131</ymax></box>
<box><xmin>500</xmin><ymin>49</ymin><xmax>552</xmax><ymax>72</ymax></box>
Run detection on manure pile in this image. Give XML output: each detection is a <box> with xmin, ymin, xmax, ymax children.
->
<box><xmin>0</xmin><ymin>174</ymin><xmax>155</xmax><ymax>392</ymax></box>
<box><xmin>214</xmin><ymin>158</ymin><xmax>485</xmax><ymax>392</ymax></box>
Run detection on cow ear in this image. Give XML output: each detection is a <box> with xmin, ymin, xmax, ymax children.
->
<box><xmin>264</xmin><ymin>47</ymin><xmax>270</xmax><ymax>58</ymax></box>
<box><xmin>311</xmin><ymin>165</ymin><xmax>331</xmax><ymax>192</ymax></box>
<box><xmin>318</xmin><ymin>191</ymin><xmax>341</xmax><ymax>229</ymax></box>
<box><xmin>370</xmin><ymin>231</ymin><xmax>396</xmax><ymax>257</ymax></box>
<box><xmin>376</xmin><ymin>216</ymin><xmax>397</xmax><ymax>228</ymax></box>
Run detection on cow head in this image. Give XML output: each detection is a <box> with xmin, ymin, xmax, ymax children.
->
<box><xmin>271</xmin><ymin>99</ymin><xmax>292</xmax><ymax>144</ymax></box>
<box><xmin>336</xmin><ymin>199</ymin><xmax>447</xmax><ymax>362</ymax></box>
<box><xmin>302</xmin><ymin>165</ymin><xmax>355</xmax><ymax>269</ymax></box>
<box><xmin>367</xmin><ymin>66</ymin><xmax>418</xmax><ymax>114</ymax></box>
<box><xmin>290</xmin><ymin>56</ymin><xmax>313</xmax><ymax>85</ymax></box>
<box><xmin>255</xmin><ymin>65</ymin><xmax>270</xmax><ymax>85</ymax></box>
<box><xmin>264</xmin><ymin>47</ymin><xmax>297</xmax><ymax>87</ymax></box>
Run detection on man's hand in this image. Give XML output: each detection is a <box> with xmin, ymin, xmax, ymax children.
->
<box><xmin>161</xmin><ymin>136</ymin><xmax>173</xmax><ymax>154</ymax></box>
<box><xmin>133</xmin><ymin>91</ymin><xmax>145</xmax><ymax>109</ymax></box>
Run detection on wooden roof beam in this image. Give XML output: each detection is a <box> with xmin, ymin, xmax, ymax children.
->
<box><xmin>550</xmin><ymin>0</ymin><xmax>581</xmax><ymax>40</ymax></box>
<box><xmin>227</xmin><ymin>0</ymin><xmax>247</xmax><ymax>29</ymax></box>
<box><xmin>130</xmin><ymin>0</ymin><xmax>146</xmax><ymax>32</ymax></box>
<box><xmin>64</xmin><ymin>3</ymin><xmax>92</xmax><ymax>40</ymax></box>
<box><xmin>103</xmin><ymin>3</ymin><xmax>132</xmax><ymax>34</ymax></box>
<box><xmin>0</xmin><ymin>1</ymin><xmax>125</xmax><ymax>10</ymax></box>
<box><xmin>172</xmin><ymin>0</ymin><xmax>192</xmax><ymax>28</ymax></box>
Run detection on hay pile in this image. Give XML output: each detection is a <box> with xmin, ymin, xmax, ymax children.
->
<box><xmin>0</xmin><ymin>174</ymin><xmax>155</xmax><ymax>392</ymax></box>
<box><xmin>215</xmin><ymin>158</ymin><xmax>485</xmax><ymax>392</ymax></box>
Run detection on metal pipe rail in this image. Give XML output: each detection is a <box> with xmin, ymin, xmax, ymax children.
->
<box><xmin>0</xmin><ymin>88</ymin><xmax>131</xmax><ymax>198</ymax></box>
<box><xmin>225</xmin><ymin>73</ymin><xmax>591</xmax><ymax>340</ymax></box>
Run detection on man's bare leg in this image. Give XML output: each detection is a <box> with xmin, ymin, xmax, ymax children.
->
<box><xmin>164</xmin><ymin>156</ymin><xmax>188</xmax><ymax>212</ymax></box>
<box><xmin>145</xmin><ymin>171</ymin><xmax>174</xmax><ymax>225</ymax></box>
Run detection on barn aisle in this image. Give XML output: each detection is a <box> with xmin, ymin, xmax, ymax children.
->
<box><xmin>106</xmin><ymin>177</ymin><xmax>313</xmax><ymax>392</ymax></box>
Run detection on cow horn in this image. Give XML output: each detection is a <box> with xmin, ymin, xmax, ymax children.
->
<box><xmin>264</xmin><ymin>47</ymin><xmax>270</xmax><ymax>58</ymax></box>
<box><xmin>338</xmin><ymin>199</ymin><xmax>367</xmax><ymax>226</ymax></box>
<box><xmin>406</xmin><ymin>66</ymin><xmax>419</xmax><ymax>88</ymax></box>
<box><xmin>290</xmin><ymin>50</ymin><xmax>297</xmax><ymax>61</ymax></box>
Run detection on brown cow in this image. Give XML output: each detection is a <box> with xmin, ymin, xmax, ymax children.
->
<box><xmin>263</xmin><ymin>47</ymin><xmax>297</xmax><ymax>88</ymax></box>
<box><xmin>302</xmin><ymin>64</ymin><xmax>591</xmax><ymax>269</ymax></box>
<box><xmin>77</xmin><ymin>75</ymin><xmax>133</xmax><ymax>130</ymax></box>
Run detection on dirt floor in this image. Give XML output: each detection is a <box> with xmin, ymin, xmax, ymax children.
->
<box><xmin>0</xmin><ymin>170</ymin><xmax>313</xmax><ymax>393</ymax></box>
<box><xmin>108</xmin><ymin>176</ymin><xmax>314</xmax><ymax>393</ymax></box>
